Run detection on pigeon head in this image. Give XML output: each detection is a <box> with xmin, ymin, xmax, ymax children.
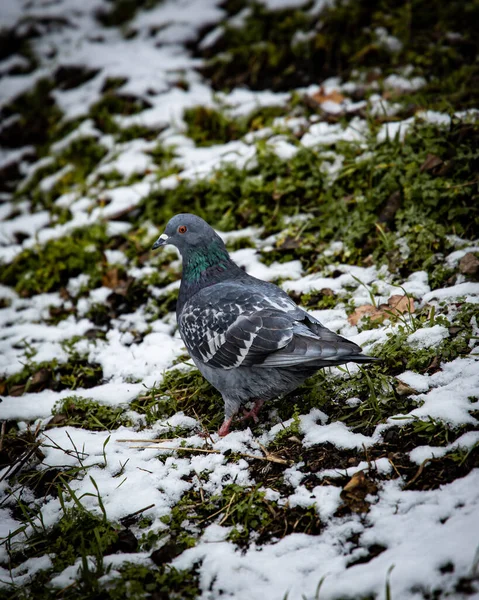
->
<box><xmin>152</xmin><ymin>213</ymin><xmax>237</xmax><ymax>287</ymax></box>
<box><xmin>152</xmin><ymin>213</ymin><xmax>221</xmax><ymax>253</ymax></box>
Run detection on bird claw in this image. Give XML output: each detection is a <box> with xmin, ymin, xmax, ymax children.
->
<box><xmin>241</xmin><ymin>409</ymin><xmax>259</xmax><ymax>423</ymax></box>
<box><xmin>240</xmin><ymin>399</ymin><xmax>264</xmax><ymax>424</ymax></box>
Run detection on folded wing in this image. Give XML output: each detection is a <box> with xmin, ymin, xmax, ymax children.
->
<box><xmin>179</xmin><ymin>282</ymin><xmax>370</xmax><ymax>370</ymax></box>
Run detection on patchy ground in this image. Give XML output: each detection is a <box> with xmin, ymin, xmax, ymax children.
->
<box><xmin>0</xmin><ymin>1</ymin><xmax>478</xmax><ymax>599</ymax></box>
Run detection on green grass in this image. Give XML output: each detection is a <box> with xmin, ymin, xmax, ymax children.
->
<box><xmin>0</xmin><ymin>348</ymin><xmax>103</xmax><ymax>397</ymax></box>
<box><xmin>51</xmin><ymin>396</ymin><xmax>132</xmax><ymax>430</ymax></box>
<box><xmin>141</xmin><ymin>119</ymin><xmax>478</xmax><ymax>285</ymax></box>
<box><xmin>183</xmin><ymin>104</ymin><xmax>288</xmax><ymax>147</ymax></box>
<box><xmin>200</xmin><ymin>0</ymin><xmax>479</xmax><ymax>108</ymax></box>
<box><xmin>130</xmin><ymin>365</ymin><xmax>223</xmax><ymax>429</ymax></box>
<box><xmin>0</xmin><ymin>224</ymin><xmax>108</xmax><ymax>296</ymax></box>
<box><xmin>1</xmin><ymin>3</ymin><xmax>479</xmax><ymax>597</ymax></box>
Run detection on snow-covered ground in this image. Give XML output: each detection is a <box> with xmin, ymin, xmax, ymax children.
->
<box><xmin>0</xmin><ymin>1</ymin><xmax>478</xmax><ymax>599</ymax></box>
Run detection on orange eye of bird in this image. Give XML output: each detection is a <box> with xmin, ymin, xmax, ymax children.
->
<box><xmin>178</xmin><ymin>225</ymin><xmax>187</xmax><ymax>234</ymax></box>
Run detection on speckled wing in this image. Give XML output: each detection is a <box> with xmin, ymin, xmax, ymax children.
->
<box><xmin>178</xmin><ymin>281</ymin><xmax>366</xmax><ymax>370</ymax></box>
<box><xmin>178</xmin><ymin>281</ymin><xmax>303</xmax><ymax>369</ymax></box>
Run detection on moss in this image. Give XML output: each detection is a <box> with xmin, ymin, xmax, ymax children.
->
<box><xmin>0</xmin><ymin>348</ymin><xmax>103</xmax><ymax>397</ymax></box>
<box><xmin>200</xmin><ymin>0</ymin><xmax>479</xmax><ymax>108</ymax></box>
<box><xmin>9</xmin><ymin>501</ymin><xmax>120</xmax><ymax>572</ymax></box>
<box><xmin>1</xmin><ymin>560</ymin><xmax>199</xmax><ymax>600</ymax></box>
<box><xmin>270</xmin><ymin>405</ymin><xmax>302</xmax><ymax>448</ymax></box>
<box><xmin>0</xmin><ymin>224</ymin><xmax>107</xmax><ymax>296</ymax></box>
<box><xmin>51</xmin><ymin>396</ymin><xmax>131</xmax><ymax>430</ymax></box>
<box><xmin>18</xmin><ymin>136</ymin><xmax>108</xmax><ymax>210</ymax></box>
<box><xmin>90</xmin><ymin>93</ymin><xmax>151</xmax><ymax>134</ymax></box>
<box><xmin>279</xmin><ymin>366</ymin><xmax>403</xmax><ymax>435</ymax></box>
<box><xmin>225</xmin><ymin>236</ymin><xmax>256</xmax><ymax>251</ymax></box>
<box><xmin>106</xmin><ymin>563</ymin><xmax>200</xmax><ymax>600</ymax></box>
<box><xmin>116</xmin><ymin>123</ymin><xmax>161</xmax><ymax>143</ymax></box>
<box><xmin>95</xmin><ymin>0</ymin><xmax>164</xmax><ymax>28</ymax></box>
<box><xmin>139</xmin><ymin>145</ymin><xmax>326</xmax><ymax>233</ymax></box>
<box><xmin>164</xmin><ymin>483</ymin><xmax>321</xmax><ymax>550</ymax></box>
<box><xmin>183</xmin><ymin>104</ymin><xmax>289</xmax><ymax>147</ymax></box>
<box><xmin>0</xmin><ymin>78</ymin><xmax>63</xmax><ymax>152</ymax></box>
<box><xmin>199</xmin><ymin>2</ymin><xmax>313</xmax><ymax>91</ymax></box>
<box><xmin>372</xmin><ymin>303</ymin><xmax>475</xmax><ymax>376</ymax></box>
<box><xmin>130</xmin><ymin>365</ymin><xmax>223</xmax><ymax>429</ymax></box>
<box><xmin>299</xmin><ymin>290</ymin><xmax>339</xmax><ymax>310</ymax></box>
<box><xmin>142</xmin><ymin>119</ymin><xmax>478</xmax><ymax>285</ymax></box>
<box><xmin>184</xmin><ymin>106</ymin><xmax>245</xmax><ymax>147</ymax></box>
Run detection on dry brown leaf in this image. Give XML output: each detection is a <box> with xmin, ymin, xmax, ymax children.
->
<box><xmin>348</xmin><ymin>304</ymin><xmax>383</xmax><ymax>326</ymax></box>
<box><xmin>348</xmin><ymin>295</ymin><xmax>414</xmax><ymax>326</ymax></box>
<box><xmin>459</xmin><ymin>252</ymin><xmax>479</xmax><ymax>275</ymax></box>
<box><xmin>340</xmin><ymin>471</ymin><xmax>378</xmax><ymax>514</ymax></box>
<box><xmin>420</xmin><ymin>153</ymin><xmax>443</xmax><ymax>173</ymax></box>
<box><xmin>102</xmin><ymin>267</ymin><xmax>120</xmax><ymax>289</ymax></box>
<box><xmin>395</xmin><ymin>380</ymin><xmax>419</xmax><ymax>397</ymax></box>
<box><xmin>310</xmin><ymin>88</ymin><xmax>345</xmax><ymax>105</ymax></box>
<box><xmin>387</xmin><ymin>294</ymin><xmax>415</xmax><ymax>315</ymax></box>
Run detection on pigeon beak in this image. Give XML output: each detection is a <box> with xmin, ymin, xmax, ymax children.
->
<box><xmin>152</xmin><ymin>233</ymin><xmax>169</xmax><ymax>250</ymax></box>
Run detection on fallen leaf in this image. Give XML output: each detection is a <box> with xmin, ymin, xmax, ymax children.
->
<box><xmin>46</xmin><ymin>413</ymin><xmax>68</xmax><ymax>429</ymax></box>
<box><xmin>277</xmin><ymin>235</ymin><xmax>301</xmax><ymax>250</ymax></box>
<box><xmin>348</xmin><ymin>295</ymin><xmax>414</xmax><ymax>326</ymax></box>
<box><xmin>459</xmin><ymin>252</ymin><xmax>479</xmax><ymax>275</ymax></box>
<box><xmin>340</xmin><ymin>471</ymin><xmax>378</xmax><ymax>514</ymax></box>
<box><xmin>387</xmin><ymin>294</ymin><xmax>415</xmax><ymax>315</ymax></box>
<box><xmin>395</xmin><ymin>380</ymin><xmax>419</xmax><ymax>396</ymax></box>
<box><xmin>348</xmin><ymin>304</ymin><xmax>383</xmax><ymax>326</ymax></box>
<box><xmin>102</xmin><ymin>267</ymin><xmax>120</xmax><ymax>289</ymax></box>
<box><xmin>311</xmin><ymin>88</ymin><xmax>345</xmax><ymax>105</ymax></box>
<box><xmin>420</xmin><ymin>153</ymin><xmax>443</xmax><ymax>173</ymax></box>
<box><xmin>378</xmin><ymin>190</ymin><xmax>401</xmax><ymax>223</ymax></box>
<box><xmin>30</xmin><ymin>368</ymin><xmax>52</xmax><ymax>389</ymax></box>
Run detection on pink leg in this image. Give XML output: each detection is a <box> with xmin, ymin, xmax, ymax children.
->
<box><xmin>218</xmin><ymin>416</ymin><xmax>234</xmax><ymax>437</ymax></box>
<box><xmin>241</xmin><ymin>399</ymin><xmax>265</xmax><ymax>423</ymax></box>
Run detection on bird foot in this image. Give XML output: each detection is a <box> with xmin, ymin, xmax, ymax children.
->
<box><xmin>241</xmin><ymin>409</ymin><xmax>259</xmax><ymax>423</ymax></box>
<box><xmin>241</xmin><ymin>399</ymin><xmax>265</xmax><ymax>423</ymax></box>
<box><xmin>218</xmin><ymin>416</ymin><xmax>234</xmax><ymax>437</ymax></box>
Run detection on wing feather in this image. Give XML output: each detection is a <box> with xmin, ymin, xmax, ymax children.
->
<box><xmin>178</xmin><ymin>281</ymin><xmax>364</xmax><ymax>370</ymax></box>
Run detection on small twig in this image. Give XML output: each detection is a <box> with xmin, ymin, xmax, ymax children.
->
<box><xmin>192</xmin><ymin>408</ymin><xmax>215</xmax><ymax>446</ymax></box>
<box><xmin>134</xmin><ymin>394</ymin><xmax>159</xmax><ymax>402</ymax></box>
<box><xmin>404</xmin><ymin>458</ymin><xmax>433</xmax><ymax>489</ymax></box>
<box><xmin>130</xmin><ymin>445</ymin><xmax>220</xmax><ymax>454</ymax></box>
<box><xmin>123</xmin><ymin>442</ymin><xmax>291</xmax><ymax>465</ymax></box>
<box><xmin>218</xmin><ymin>493</ymin><xmax>237</xmax><ymax>526</ymax></box>
<box><xmin>387</xmin><ymin>456</ymin><xmax>402</xmax><ymax>479</ymax></box>
<box><xmin>120</xmin><ymin>503</ymin><xmax>155</xmax><ymax>523</ymax></box>
<box><xmin>256</xmin><ymin>440</ymin><xmax>290</xmax><ymax>465</ymax></box>
<box><xmin>363</xmin><ymin>443</ymin><xmax>373</xmax><ymax>472</ymax></box>
<box><xmin>117</xmin><ymin>438</ymin><xmax>186</xmax><ymax>443</ymax></box>
<box><xmin>194</xmin><ymin>475</ymin><xmax>205</xmax><ymax>504</ymax></box>
<box><xmin>196</xmin><ymin>502</ymin><xmax>226</xmax><ymax>526</ymax></box>
<box><xmin>446</xmin><ymin>178</ymin><xmax>479</xmax><ymax>190</ymax></box>
<box><xmin>0</xmin><ymin>421</ymin><xmax>6</xmax><ymax>453</ymax></box>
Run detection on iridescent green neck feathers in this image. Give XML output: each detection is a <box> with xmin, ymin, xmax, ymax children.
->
<box><xmin>183</xmin><ymin>239</ymin><xmax>232</xmax><ymax>284</ymax></box>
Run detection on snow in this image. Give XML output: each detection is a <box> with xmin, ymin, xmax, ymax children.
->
<box><xmin>174</xmin><ymin>471</ymin><xmax>479</xmax><ymax>600</ymax></box>
<box><xmin>301</xmin><ymin>117</ymin><xmax>368</xmax><ymax>147</ymax></box>
<box><xmin>407</xmin><ymin>325</ymin><xmax>449</xmax><ymax>349</ymax></box>
<box><xmin>396</xmin><ymin>370</ymin><xmax>430</xmax><ymax>393</ymax></box>
<box><xmin>423</xmin><ymin>282</ymin><xmax>479</xmax><ymax>303</ymax></box>
<box><xmin>384</xmin><ymin>74</ymin><xmax>426</xmax><ymax>91</ymax></box>
<box><xmin>446</xmin><ymin>245</ymin><xmax>479</xmax><ymax>268</ymax></box>
<box><xmin>0</xmin><ymin>0</ymin><xmax>478</xmax><ymax>598</ymax></box>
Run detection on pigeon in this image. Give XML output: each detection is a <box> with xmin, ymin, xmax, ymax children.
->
<box><xmin>153</xmin><ymin>213</ymin><xmax>379</xmax><ymax>436</ymax></box>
